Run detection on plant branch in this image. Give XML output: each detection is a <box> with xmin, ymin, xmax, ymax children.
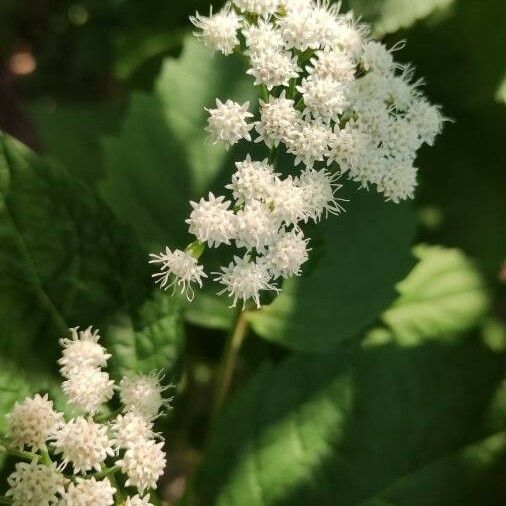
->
<box><xmin>212</xmin><ymin>308</ymin><xmax>250</xmax><ymax>419</ymax></box>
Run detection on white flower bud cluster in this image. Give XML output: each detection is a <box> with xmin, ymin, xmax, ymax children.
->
<box><xmin>3</xmin><ymin>327</ymin><xmax>169</xmax><ymax>505</ymax></box>
<box><xmin>153</xmin><ymin>0</ymin><xmax>444</xmax><ymax>308</ymax></box>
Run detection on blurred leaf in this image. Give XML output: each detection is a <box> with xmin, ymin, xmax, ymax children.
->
<box><xmin>28</xmin><ymin>102</ymin><xmax>123</xmax><ymax>184</ymax></box>
<box><xmin>248</xmin><ymin>188</ymin><xmax>416</xmax><ymax>351</ymax></box>
<box><xmin>196</xmin><ymin>340</ymin><xmax>505</xmax><ymax>506</ymax></box>
<box><xmin>107</xmin><ymin>292</ymin><xmax>184</xmax><ymax>378</ymax></box>
<box><xmin>185</xmin><ymin>292</ymin><xmax>235</xmax><ymax>331</ymax></box>
<box><xmin>101</xmin><ymin>35</ymin><xmax>256</xmax><ymax>252</ymax></box>
<box><xmin>350</xmin><ymin>0</ymin><xmax>456</xmax><ymax>36</ymax></box>
<box><xmin>350</xmin><ymin>0</ymin><xmax>455</xmax><ymax>35</ymax></box>
<box><xmin>0</xmin><ymin>363</ymin><xmax>32</xmax><ymax>434</ymax></box>
<box><xmin>380</xmin><ymin>245</ymin><xmax>489</xmax><ymax>345</ymax></box>
<box><xmin>0</xmin><ymin>132</ymin><xmax>147</xmax><ymax>369</ymax></box>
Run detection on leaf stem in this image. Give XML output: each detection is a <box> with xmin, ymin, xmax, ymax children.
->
<box><xmin>212</xmin><ymin>308</ymin><xmax>250</xmax><ymax>419</ymax></box>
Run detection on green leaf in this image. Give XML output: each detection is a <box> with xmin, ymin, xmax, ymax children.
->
<box><xmin>0</xmin><ymin>132</ymin><xmax>147</xmax><ymax>368</ymax></box>
<box><xmin>101</xmin><ymin>35</ymin><xmax>257</xmax><ymax>252</ymax></box>
<box><xmin>106</xmin><ymin>292</ymin><xmax>184</xmax><ymax>377</ymax></box>
<box><xmin>378</xmin><ymin>245</ymin><xmax>490</xmax><ymax>345</ymax></box>
<box><xmin>28</xmin><ymin>102</ymin><xmax>122</xmax><ymax>184</ymax></box>
<box><xmin>248</xmin><ymin>187</ymin><xmax>416</xmax><ymax>351</ymax></box>
<box><xmin>0</xmin><ymin>363</ymin><xmax>32</xmax><ymax>434</ymax></box>
<box><xmin>196</xmin><ymin>340</ymin><xmax>505</xmax><ymax>506</ymax></box>
<box><xmin>350</xmin><ymin>0</ymin><xmax>455</xmax><ymax>36</ymax></box>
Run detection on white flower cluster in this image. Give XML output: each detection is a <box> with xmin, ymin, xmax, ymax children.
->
<box><xmin>151</xmin><ymin>0</ymin><xmax>444</xmax><ymax>309</ymax></box>
<box><xmin>3</xmin><ymin>327</ymin><xmax>169</xmax><ymax>505</ymax></box>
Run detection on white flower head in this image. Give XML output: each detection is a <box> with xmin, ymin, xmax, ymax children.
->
<box><xmin>277</xmin><ymin>4</ymin><xmax>318</xmax><ymax>51</ymax></box>
<box><xmin>234</xmin><ymin>0</ymin><xmax>280</xmax><ymax>17</ymax></box>
<box><xmin>348</xmin><ymin>151</ymin><xmax>388</xmax><ymax>188</ymax></box>
<box><xmin>61</xmin><ymin>477</ymin><xmax>116</xmax><ymax>506</ymax></box>
<box><xmin>310</xmin><ymin>0</ymin><xmax>343</xmax><ymax>48</ymax></box>
<box><xmin>268</xmin><ymin>176</ymin><xmax>309</xmax><ymax>225</ymax></box>
<box><xmin>6</xmin><ymin>461</ymin><xmax>67</xmax><ymax>506</ymax></box>
<box><xmin>307</xmin><ymin>48</ymin><xmax>356</xmax><ymax>83</ymax></box>
<box><xmin>361</xmin><ymin>41</ymin><xmax>396</xmax><ymax>75</ymax></box>
<box><xmin>407</xmin><ymin>98</ymin><xmax>445</xmax><ymax>146</ymax></box>
<box><xmin>59</xmin><ymin>327</ymin><xmax>111</xmax><ymax>378</ymax></box>
<box><xmin>378</xmin><ymin>162</ymin><xmax>418</xmax><ymax>203</ymax></box>
<box><xmin>7</xmin><ymin>394</ymin><xmax>63</xmax><ymax>451</ymax></box>
<box><xmin>381</xmin><ymin>116</ymin><xmax>422</xmax><ymax>164</ymax></box>
<box><xmin>206</xmin><ymin>99</ymin><xmax>254</xmax><ymax>146</ymax></box>
<box><xmin>387</xmin><ymin>68</ymin><xmax>422</xmax><ymax>111</ymax></box>
<box><xmin>110</xmin><ymin>412</ymin><xmax>155</xmax><ymax>451</ymax></box>
<box><xmin>117</xmin><ymin>440</ymin><xmax>166</xmax><ymax>494</ymax></box>
<box><xmin>51</xmin><ymin>417</ymin><xmax>114</xmax><ymax>474</ymax></box>
<box><xmin>149</xmin><ymin>247</ymin><xmax>206</xmax><ymax>301</ymax></box>
<box><xmin>285</xmin><ymin>120</ymin><xmax>334</xmax><ymax>167</ymax></box>
<box><xmin>62</xmin><ymin>367</ymin><xmax>115</xmax><ymax>415</ymax></box>
<box><xmin>119</xmin><ymin>374</ymin><xmax>171</xmax><ymax>421</ymax></box>
<box><xmin>243</xmin><ymin>20</ymin><xmax>284</xmax><ymax>54</ymax></box>
<box><xmin>298</xmin><ymin>76</ymin><xmax>349</xmax><ymax>123</ymax></box>
<box><xmin>328</xmin><ymin>121</ymin><xmax>373</xmax><ymax>174</ymax></box>
<box><xmin>125</xmin><ymin>495</ymin><xmax>154</xmax><ymax>506</ymax></box>
<box><xmin>190</xmin><ymin>5</ymin><xmax>241</xmax><ymax>55</ymax></box>
<box><xmin>263</xmin><ymin>230</ymin><xmax>310</xmax><ymax>279</ymax></box>
<box><xmin>186</xmin><ymin>192</ymin><xmax>236</xmax><ymax>248</ymax></box>
<box><xmin>214</xmin><ymin>255</ymin><xmax>278</xmax><ymax>308</ymax></box>
<box><xmin>235</xmin><ymin>200</ymin><xmax>281</xmax><ymax>251</ymax></box>
<box><xmin>298</xmin><ymin>168</ymin><xmax>344</xmax><ymax>221</ymax></box>
<box><xmin>247</xmin><ymin>48</ymin><xmax>300</xmax><ymax>90</ymax></box>
<box><xmin>226</xmin><ymin>155</ymin><xmax>279</xmax><ymax>204</ymax></box>
<box><xmin>333</xmin><ymin>13</ymin><xmax>368</xmax><ymax>57</ymax></box>
<box><xmin>255</xmin><ymin>91</ymin><xmax>300</xmax><ymax>147</ymax></box>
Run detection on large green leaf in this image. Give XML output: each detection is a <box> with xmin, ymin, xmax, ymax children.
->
<box><xmin>101</xmin><ymin>35</ymin><xmax>256</xmax><ymax>252</ymax></box>
<box><xmin>106</xmin><ymin>292</ymin><xmax>184</xmax><ymax>378</ymax></box>
<box><xmin>349</xmin><ymin>0</ymin><xmax>455</xmax><ymax>36</ymax></box>
<box><xmin>248</xmin><ymin>187</ymin><xmax>416</xmax><ymax>351</ymax></box>
<box><xmin>379</xmin><ymin>245</ymin><xmax>490</xmax><ymax>345</ymax></box>
<box><xmin>196</xmin><ymin>340</ymin><xmax>505</xmax><ymax>506</ymax></box>
<box><xmin>28</xmin><ymin>102</ymin><xmax>122</xmax><ymax>184</ymax></box>
<box><xmin>0</xmin><ymin>132</ymin><xmax>147</xmax><ymax>368</ymax></box>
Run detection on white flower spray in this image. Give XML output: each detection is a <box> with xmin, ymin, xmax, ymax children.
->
<box><xmin>2</xmin><ymin>326</ymin><xmax>170</xmax><ymax>504</ymax></box>
<box><xmin>150</xmin><ymin>0</ymin><xmax>445</xmax><ymax>309</ymax></box>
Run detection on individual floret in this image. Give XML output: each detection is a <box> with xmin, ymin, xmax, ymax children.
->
<box><xmin>119</xmin><ymin>374</ymin><xmax>171</xmax><ymax>421</ymax></box>
<box><xmin>285</xmin><ymin>120</ymin><xmax>334</xmax><ymax>167</ymax></box>
<box><xmin>378</xmin><ymin>162</ymin><xmax>418</xmax><ymax>203</ymax></box>
<box><xmin>226</xmin><ymin>155</ymin><xmax>279</xmax><ymax>204</ymax></box>
<box><xmin>206</xmin><ymin>99</ymin><xmax>254</xmax><ymax>146</ymax></box>
<box><xmin>190</xmin><ymin>5</ymin><xmax>241</xmax><ymax>55</ymax></box>
<box><xmin>7</xmin><ymin>394</ymin><xmax>63</xmax><ymax>451</ymax></box>
<box><xmin>306</xmin><ymin>48</ymin><xmax>356</xmax><ymax>83</ymax></box>
<box><xmin>186</xmin><ymin>193</ymin><xmax>236</xmax><ymax>248</ymax></box>
<box><xmin>215</xmin><ymin>255</ymin><xmax>278</xmax><ymax>308</ymax></box>
<box><xmin>268</xmin><ymin>177</ymin><xmax>309</xmax><ymax>225</ymax></box>
<box><xmin>6</xmin><ymin>461</ymin><xmax>67</xmax><ymax>506</ymax></box>
<box><xmin>117</xmin><ymin>440</ymin><xmax>166</xmax><ymax>494</ymax></box>
<box><xmin>263</xmin><ymin>230</ymin><xmax>310</xmax><ymax>279</ymax></box>
<box><xmin>61</xmin><ymin>477</ymin><xmax>116</xmax><ymax>506</ymax></box>
<box><xmin>59</xmin><ymin>327</ymin><xmax>111</xmax><ymax>378</ymax></box>
<box><xmin>243</xmin><ymin>20</ymin><xmax>284</xmax><ymax>53</ymax></box>
<box><xmin>234</xmin><ymin>0</ymin><xmax>280</xmax><ymax>17</ymax></box>
<box><xmin>110</xmin><ymin>412</ymin><xmax>155</xmax><ymax>451</ymax></box>
<box><xmin>51</xmin><ymin>417</ymin><xmax>114</xmax><ymax>474</ymax></box>
<box><xmin>234</xmin><ymin>200</ymin><xmax>281</xmax><ymax>251</ymax></box>
<box><xmin>297</xmin><ymin>168</ymin><xmax>344</xmax><ymax>221</ymax></box>
<box><xmin>149</xmin><ymin>247</ymin><xmax>207</xmax><ymax>301</ymax></box>
<box><xmin>255</xmin><ymin>92</ymin><xmax>300</xmax><ymax>147</ymax></box>
<box><xmin>62</xmin><ymin>368</ymin><xmax>115</xmax><ymax>415</ymax></box>
<box><xmin>125</xmin><ymin>495</ymin><xmax>154</xmax><ymax>506</ymax></box>
<box><xmin>298</xmin><ymin>76</ymin><xmax>348</xmax><ymax>123</ymax></box>
<box><xmin>247</xmin><ymin>48</ymin><xmax>300</xmax><ymax>90</ymax></box>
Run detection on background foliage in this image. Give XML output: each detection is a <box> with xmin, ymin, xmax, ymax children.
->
<box><xmin>0</xmin><ymin>0</ymin><xmax>505</xmax><ymax>504</ymax></box>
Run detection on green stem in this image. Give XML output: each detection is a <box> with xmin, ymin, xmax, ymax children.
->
<box><xmin>0</xmin><ymin>497</ymin><xmax>13</xmax><ymax>504</ymax></box>
<box><xmin>94</xmin><ymin>465</ymin><xmax>120</xmax><ymax>480</ymax></box>
<box><xmin>109</xmin><ymin>471</ymin><xmax>125</xmax><ymax>504</ymax></box>
<box><xmin>3</xmin><ymin>448</ymin><xmax>37</xmax><ymax>462</ymax></box>
<box><xmin>212</xmin><ymin>309</ymin><xmax>250</xmax><ymax>419</ymax></box>
<box><xmin>95</xmin><ymin>407</ymin><xmax>123</xmax><ymax>424</ymax></box>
